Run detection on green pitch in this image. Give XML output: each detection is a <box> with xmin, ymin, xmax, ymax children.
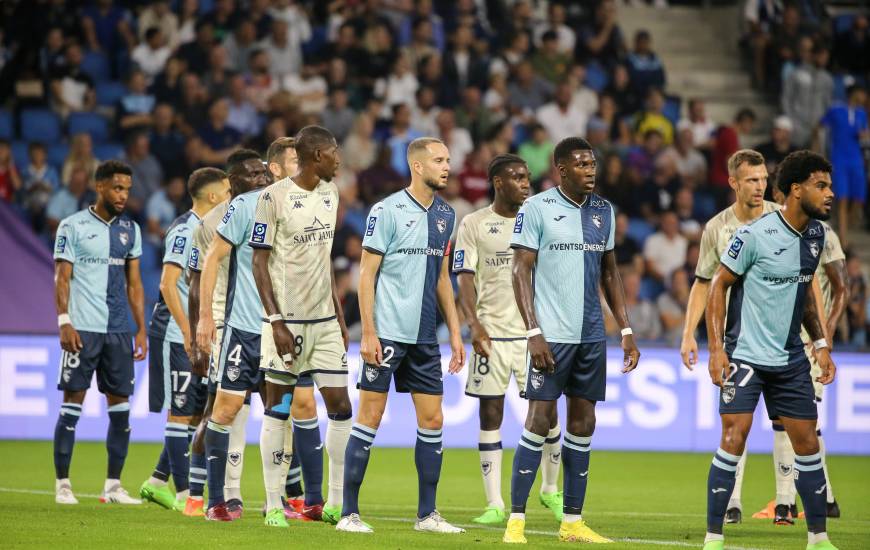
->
<box><xmin>1</xmin><ymin>441</ymin><xmax>868</xmax><ymax>549</ymax></box>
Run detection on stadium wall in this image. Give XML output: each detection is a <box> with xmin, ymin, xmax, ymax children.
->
<box><xmin>1</xmin><ymin>336</ymin><xmax>868</xmax><ymax>455</ymax></box>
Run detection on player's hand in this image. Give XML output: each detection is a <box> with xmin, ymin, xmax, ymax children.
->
<box><xmin>190</xmin><ymin>347</ymin><xmax>209</xmax><ymax>378</ymax></box>
<box><xmin>708</xmin><ymin>349</ymin><xmax>729</xmax><ymax>388</ymax></box>
<box><xmin>182</xmin><ymin>327</ymin><xmax>193</xmax><ymax>358</ymax></box>
<box><xmin>272</xmin><ymin>321</ymin><xmax>297</xmax><ymax>366</ymax></box>
<box><xmin>59</xmin><ymin>323</ymin><xmax>83</xmax><ymax>353</ymax></box>
<box><xmin>133</xmin><ymin>329</ymin><xmax>147</xmax><ymax>361</ymax></box>
<box><xmin>621</xmin><ymin>333</ymin><xmax>640</xmax><ymax>373</ymax></box>
<box><xmin>815</xmin><ymin>347</ymin><xmax>836</xmax><ymax>385</ymax></box>
<box><xmin>528</xmin><ymin>333</ymin><xmax>555</xmax><ymax>374</ymax></box>
<box><xmin>470</xmin><ymin>322</ymin><xmax>492</xmax><ymax>358</ymax></box>
<box><xmin>680</xmin><ymin>334</ymin><xmax>698</xmax><ymax>370</ymax></box>
<box><xmin>360</xmin><ymin>329</ymin><xmax>382</xmax><ymax>366</ymax></box>
<box><xmin>196</xmin><ymin>315</ymin><xmax>216</xmax><ymax>356</ymax></box>
<box><xmin>448</xmin><ymin>333</ymin><xmax>465</xmax><ymax>374</ymax></box>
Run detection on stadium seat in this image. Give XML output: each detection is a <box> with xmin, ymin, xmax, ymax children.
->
<box><xmin>626</xmin><ymin>218</ymin><xmax>655</xmax><ymax>247</ymax></box>
<box><xmin>81</xmin><ymin>51</ymin><xmax>110</xmax><ymax>82</ymax></box>
<box><xmin>639</xmin><ymin>276</ymin><xmax>664</xmax><ymax>301</ymax></box>
<box><xmin>0</xmin><ymin>109</ymin><xmax>13</xmax><ymax>140</ymax></box>
<box><xmin>585</xmin><ymin>62</ymin><xmax>609</xmax><ymax>93</ymax></box>
<box><xmin>68</xmin><ymin>112</ymin><xmax>110</xmax><ymax>143</ymax></box>
<box><xmin>95</xmin><ymin>81</ymin><xmax>127</xmax><ymax>107</ymax></box>
<box><xmin>10</xmin><ymin>141</ymin><xmax>29</xmax><ymax>169</ymax></box>
<box><xmin>20</xmin><ymin>108</ymin><xmax>62</xmax><ymax>143</ymax></box>
<box><xmin>663</xmin><ymin>97</ymin><xmax>681</xmax><ymax>126</ymax></box>
<box><xmin>94</xmin><ymin>141</ymin><xmax>124</xmax><ymax>161</ymax></box>
<box><xmin>47</xmin><ymin>143</ymin><xmax>70</xmax><ymax>171</ymax></box>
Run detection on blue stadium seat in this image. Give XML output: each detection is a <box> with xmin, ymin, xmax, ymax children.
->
<box><xmin>626</xmin><ymin>218</ymin><xmax>655</xmax><ymax>247</ymax></box>
<box><xmin>0</xmin><ymin>110</ymin><xmax>13</xmax><ymax>140</ymax></box>
<box><xmin>81</xmin><ymin>51</ymin><xmax>110</xmax><ymax>82</ymax></box>
<box><xmin>68</xmin><ymin>112</ymin><xmax>110</xmax><ymax>143</ymax></box>
<box><xmin>585</xmin><ymin>62</ymin><xmax>609</xmax><ymax>93</ymax></box>
<box><xmin>94</xmin><ymin>142</ymin><xmax>123</xmax><ymax>161</ymax></box>
<box><xmin>20</xmin><ymin>108</ymin><xmax>62</xmax><ymax>143</ymax></box>
<box><xmin>639</xmin><ymin>277</ymin><xmax>664</xmax><ymax>301</ymax></box>
<box><xmin>96</xmin><ymin>81</ymin><xmax>127</xmax><ymax>107</ymax></box>
<box><xmin>48</xmin><ymin>143</ymin><xmax>70</xmax><ymax>171</ymax></box>
<box><xmin>663</xmin><ymin>97</ymin><xmax>681</xmax><ymax>126</ymax></box>
<box><xmin>11</xmin><ymin>141</ymin><xmax>29</xmax><ymax>169</ymax></box>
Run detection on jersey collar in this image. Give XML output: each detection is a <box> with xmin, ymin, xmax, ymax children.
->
<box><xmin>775</xmin><ymin>210</ymin><xmax>803</xmax><ymax>238</ymax></box>
<box><xmin>404</xmin><ymin>189</ymin><xmax>433</xmax><ymax>212</ymax></box>
<box><xmin>88</xmin><ymin>205</ymin><xmax>116</xmax><ymax>226</ymax></box>
<box><xmin>556</xmin><ymin>186</ymin><xmax>589</xmax><ymax>208</ymax></box>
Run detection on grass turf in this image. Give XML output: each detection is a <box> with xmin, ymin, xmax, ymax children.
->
<box><xmin>0</xmin><ymin>441</ymin><xmax>867</xmax><ymax>549</ymax></box>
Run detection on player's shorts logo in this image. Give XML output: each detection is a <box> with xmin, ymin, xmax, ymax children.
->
<box><xmin>228</xmin><ymin>452</ymin><xmax>242</xmax><ymax>466</ymax></box>
<box><xmin>341</xmin><ymin>353</ymin><xmax>348</xmax><ymax>367</ymax></box>
<box><xmin>778</xmin><ymin>462</ymin><xmax>792</xmax><ymax>476</ymax></box>
<box><xmin>173</xmin><ymin>393</ymin><xmax>187</xmax><ymax>409</ymax></box>
<box><xmin>453</xmin><ymin>250</ymin><xmax>465</xmax><ymax>270</ymax></box>
<box><xmin>172</xmin><ymin>236</ymin><xmax>187</xmax><ymax>254</ymax></box>
<box><xmin>472</xmin><ymin>376</ymin><xmax>482</xmax><ymax>390</ymax></box>
<box><xmin>727</xmin><ymin>237</ymin><xmax>744</xmax><ymax>259</ymax></box>
<box><xmin>513</xmin><ymin>213</ymin><xmax>524</xmax><ymax>234</ymax></box>
<box><xmin>809</xmin><ymin>241</ymin><xmax>820</xmax><ymax>258</ymax></box>
<box><xmin>227</xmin><ymin>365</ymin><xmax>241</xmax><ymax>382</ymax></box>
<box><xmin>119</xmin><ymin>232</ymin><xmax>129</xmax><ymax>246</ymax></box>
<box><xmin>62</xmin><ymin>370</ymin><xmax>71</xmax><ymax>383</ymax></box>
<box><xmin>365</xmin><ymin>216</ymin><xmax>377</xmax><ymax>236</ymax></box>
<box><xmin>592</xmin><ymin>213</ymin><xmax>602</xmax><ymax>228</ymax></box>
<box><xmin>721</xmin><ymin>385</ymin><xmax>736</xmax><ymax>404</ymax></box>
<box><xmin>530</xmin><ymin>371</ymin><xmax>544</xmax><ymax>390</ymax></box>
<box><xmin>481</xmin><ymin>461</ymin><xmax>492</xmax><ymax>476</ymax></box>
<box><xmin>365</xmin><ymin>364</ymin><xmax>379</xmax><ymax>382</ymax></box>
<box><xmin>436</xmin><ymin>218</ymin><xmax>447</xmax><ymax>233</ymax></box>
<box><xmin>251</xmin><ymin>222</ymin><xmax>267</xmax><ymax>244</ymax></box>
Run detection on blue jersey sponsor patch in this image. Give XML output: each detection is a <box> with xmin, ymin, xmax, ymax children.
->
<box><xmin>171</xmin><ymin>236</ymin><xmax>187</xmax><ymax>254</ymax></box>
<box><xmin>56</xmin><ymin>236</ymin><xmax>67</xmax><ymax>254</ymax></box>
<box><xmin>365</xmin><ymin>216</ymin><xmax>377</xmax><ymax>236</ymax></box>
<box><xmin>251</xmin><ymin>222</ymin><xmax>267</xmax><ymax>244</ymax></box>
<box><xmin>728</xmin><ymin>237</ymin><xmax>744</xmax><ymax>259</ymax></box>
<box><xmin>221</xmin><ymin>205</ymin><xmax>235</xmax><ymax>224</ymax></box>
<box><xmin>453</xmin><ymin>249</ymin><xmax>465</xmax><ymax>270</ymax></box>
<box><xmin>188</xmin><ymin>247</ymin><xmax>199</xmax><ymax>269</ymax></box>
<box><xmin>513</xmin><ymin>213</ymin><xmax>524</xmax><ymax>234</ymax></box>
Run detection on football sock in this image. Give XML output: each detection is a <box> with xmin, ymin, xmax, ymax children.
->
<box><xmin>415</xmin><ymin>427</ymin><xmax>443</xmax><ymax>518</ymax></box>
<box><xmin>54</xmin><ymin>403</ymin><xmax>81</xmax><ymax>479</ymax></box>
<box><xmin>564</xmin><ymin>513</ymin><xmax>581</xmax><ymax>523</ymax></box>
<box><xmin>342</xmin><ymin>423</ymin><xmax>376</xmax><ymax>517</ymax></box>
<box><xmin>151</xmin><ymin>446</ymin><xmax>170</xmax><ymax>484</ymax></box>
<box><xmin>293</xmin><ymin>416</ymin><xmax>324</xmax><ymax>505</ymax></box>
<box><xmin>818</xmin><ymin>431</ymin><xmax>835</xmax><ymax>503</ymax></box>
<box><xmin>478</xmin><ymin>429</ymin><xmax>504</xmax><ymax>509</ymax></box>
<box><xmin>225</xmin><ymin>403</ymin><xmax>249</xmax><ymax>502</ymax></box>
<box><xmin>562</xmin><ymin>432</ymin><xmax>591</xmax><ymax>515</ymax></box>
<box><xmin>261</xmin><ymin>407</ymin><xmax>290</xmax><ymax>512</ymax></box>
<box><xmin>794</xmin><ymin>452</ymin><xmax>827</xmax><ymax>536</ymax></box>
<box><xmin>773</xmin><ymin>424</ymin><xmax>795</xmax><ymax>505</ymax></box>
<box><xmin>188</xmin><ymin>424</ymin><xmax>196</xmax><ymax>443</ymax></box>
<box><xmin>106</xmin><ymin>402</ymin><xmax>130</xmax><ymax>479</ymax></box>
<box><xmin>165</xmin><ymin>422</ymin><xmax>190</xmax><ymax>493</ymax></box>
<box><xmin>510</xmin><ymin>429</ymin><xmax>544</xmax><ymax>513</ymax></box>
<box><xmin>205</xmin><ymin>420</ymin><xmax>230</xmax><ymax>508</ymax></box>
<box><xmin>285</xmin><ymin>451</ymin><xmax>303</xmax><ymax>498</ymax></box>
<box><xmin>541</xmin><ymin>423</ymin><xmax>561</xmax><ymax>495</ymax></box>
<box><xmin>325</xmin><ymin>413</ymin><xmax>352</xmax><ymax>507</ymax></box>
<box><xmin>707</xmin><ymin>448</ymin><xmax>740</xmax><ymax>535</ymax></box>
<box><xmin>189</xmin><ymin>452</ymin><xmax>206</xmax><ymax>498</ymax></box>
<box><xmin>726</xmin><ymin>450</ymin><xmax>746</xmax><ymax>511</ymax></box>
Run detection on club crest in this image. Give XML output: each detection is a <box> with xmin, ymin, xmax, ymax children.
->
<box><xmin>550</xmin><ymin>451</ymin><xmax>561</xmax><ymax>464</ymax></box>
<box><xmin>436</xmin><ymin>218</ymin><xmax>447</xmax><ymax>234</ymax></box>
<box><xmin>227</xmin><ymin>365</ymin><xmax>241</xmax><ymax>382</ymax></box>
<box><xmin>228</xmin><ymin>452</ymin><xmax>242</xmax><ymax>466</ymax></box>
<box><xmin>809</xmin><ymin>241</ymin><xmax>820</xmax><ymax>258</ymax></box>
<box><xmin>721</xmin><ymin>385</ymin><xmax>736</xmax><ymax>404</ymax></box>
<box><xmin>592</xmin><ymin>214</ymin><xmax>602</xmax><ymax>228</ymax></box>
<box><xmin>365</xmin><ymin>364</ymin><xmax>379</xmax><ymax>382</ymax></box>
<box><xmin>481</xmin><ymin>461</ymin><xmax>492</xmax><ymax>476</ymax></box>
<box><xmin>173</xmin><ymin>393</ymin><xmax>187</xmax><ymax>409</ymax></box>
<box><xmin>778</xmin><ymin>462</ymin><xmax>792</xmax><ymax>476</ymax></box>
<box><xmin>472</xmin><ymin>377</ymin><xmax>482</xmax><ymax>389</ymax></box>
<box><xmin>530</xmin><ymin>371</ymin><xmax>544</xmax><ymax>390</ymax></box>
<box><xmin>119</xmin><ymin>232</ymin><xmax>129</xmax><ymax>246</ymax></box>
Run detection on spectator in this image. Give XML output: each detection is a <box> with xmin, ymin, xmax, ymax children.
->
<box><xmin>518</xmin><ymin>123</ymin><xmax>554</xmax><ymax>183</ymax></box>
<box><xmin>40</xmin><ymin>27</ymin><xmax>66</xmax><ymax>77</ymax></box>
<box><xmin>683</xmin><ymin>98</ymin><xmax>716</xmax><ymax>150</ymax></box>
<box><xmin>360</xmin><ymin>22</ymin><xmax>397</xmax><ymax>84</ymax></box>
<box><xmin>398</xmin><ymin>0</ymin><xmax>445</xmax><ymax>51</ymax></box>
<box><xmin>598</xmin><ymin>153</ymin><xmax>632</xmax><ymax>212</ymax></box>
<box><xmin>176</xmin><ymin>73</ymin><xmax>210</xmax><ymax>134</ymax></box>
<box><xmin>627</xmin><ymin>129</ymin><xmax>665</xmax><ymax>184</ymax></box>
<box><xmin>743</xmin><ymin>0</ymin><xmax>783</xmax><ymax>90</ymax></box>
<box><xmin>833</xmin><ymin>15</ymin><xmax>870</xmax><ymax>75</ymax></box>
<box><xmin>50</xmin><ymin>42</ymin><xmax>96</xmax><ymax>118</ymax></box>
<box><xmin>455</xmin><ymin>86</ymin><xmax>494</xmax><ymax>144</ymax></box>
<box><xmin>659</xmin><ymin>120</ymin><xmax>707</xmax><ymax>184</ymax></box>
<box><xmin>756</xmin><ymin>115</ymin><xmax>797</xmax><ymax>188</ymax></box>
<box><xmin>342</xmin><ymin>113</ymin><xmax>378</xmax><ymax>173</ymax></box>
<box><xmin>284</xmin><ymin>63</ymin><xmax>328</xmax><ymax>115</ymax></box>
<box><xmin>145</xmin><ymin>176</ymin><xmax>186</xmax><ymax>244</ymax></box>
<box><xmin>203</xmin><ymin>44</ymin><xmax>232</xmax><ymax>99</ymax></box>
<box><xmin>131</xmin><ymin>27</ymin><xmax>171</xmax><ymax>84</ymax></box>
<box><xmin>627</xmin><ymin>30</ymin><xmax>666</xmax><ymax>100</ymax></box>
<box><xmin>137</xmin><ymin>1</ymin><xmax>179</xmax><ymax>49</ymax></box>
<box><xmin>639</xmin><ymin>161</ymin><xmax>681</xmax><ymax>220</ymax></box>
<box><xmin>176</xmin><ymin>0</ymin><xmax>199</xmax><ymax>45</ymax></box>
<box><xmin>508</xmin><ymin>60</ymin><xmax>554</xmax><ymax>115</ymax></box>
<box><xmin>402</xmin><ymin>16</ymin><xmax>438</xmax><ymax>71</ymax></box>
<box><xmin>386</xmin><ymin>103</ymin><xmax>423</xmax><ymax>177</ymax></box>
<box><xmin>376</xmin><ymin>52</ymin><xmax>418</xmax><ymax>113</ymax></box>
<box><xmin>441</xmin><ymin>176</ymin><xmax>474</xmax><ymax>238</ymax></box>
<box><xmin>444</xmin><ymin>24</ymin><xmax>487</xmax><ymax>91</ymax></box>
<box><xmin>577</xmin><ymin>0</ymin><xmax>626</xmax><ymax>69</ymax></box>
<box><xmin>62</xmin><ymin>133</ymin><xmax>100</xmax><ymax>186</ymax></box>
<box><xmin>321</xmin><ymin>22</ymin><xmax>367</xmax><ymax>79</ymax></box>
<box><xmin>531</xmin><ymin>30</ymin><xmax>572</xmax><ymax>84</ymax></box>
<box><xmin>491</xmin><ymin>32</ymin><xmax>530</xmax><ymax>77</ymax></box>
<box><xmin>605</xmin><ymin>63</ymin><xmax>641</xmax><ymax>117</ymax></box>
<box><xmin>437</xmin><ymin>108</ymin><xmax>474</xmax><ymax>174</ymax></box>
<box><xmin>634</xmin><ymin>88</ymin><xmax>674</xmax><ymax>145</ymax></box>
<box><xmin>121</xmin><ymin>132</ymin><xmax>164</xmax><ymax>218</ymax></box>
<box><xmin>657</xmin><ymin>268</ymin><xmax>690</xmax><ymax>345</ymax></box>
<box><xmin>357</xmin><ymin>145</ymin><xmax>405</xmax><ymax>206</ymax></box>
<box><xmin>225</xmin><ymin>74</ymin><xmax>260</xmax><ymax>137</ymax></box>
<box><xmin>458</xmin><ymin>143</ymin><xmax>492</xmax><ymax>207</ymax></box>
<box><xmin>151</xmin><ymin>56</ymin><xmax>185</xmax><ymax>104</ymax></box>
<box><xmin>81</xmin><ymin>0</ymin><xmax>135</xmax><ymax>55</ymax></box>
<box><xmin>568</xmin><ymin>64</ymin><xmax>600</xmax><ymax>122</ymax></box>
<box><xmin>0</xmin><ymin>140</ymin><xmax>22</xmax><ymax>203</ymax></box>
<box><xmin>149</xmin><ymin>103</ymin><xmax>186</xmax><ymax>178</ymax></box>
<box><xmin>46</xmin><ymin>166</ymin><xmax>95</xmax><ymax>237</ymax></box>
<box><xmin>612</xmin><ymin>212</ymin><xmax>644</xmax><ymax>273</ymax></box>
<box><xmin>245</xmin><ymin>49</ymin><xmax>279</xmax><ymax>113</ymax></box>
<box><xmin>819</xmin><ymin>85</ymin><xmax>869</xmax><ymax>244</ymax></box>
<box><xmin>771</xmin><ymin>5</ymin><xmax>810</xmax><ymax>87</ymax></box>
<box><xmin>117</xmin><ymin>70</ymin><xmax>157</xmax><ymax>138</ymax></box>
<box><xmin>534</xmin><ymin>2</ymin><xmax>575</xmax><ymax>54</ymax></box>
<box><xmin>178</xmin><ymin>20</ymin><xmax>216</xmax><ymax>73</ymax></box>
<box><xmin>643</xmin><ymin>210</ymin><xmax>688</xmax><ymax>283</ymax></box>
<box><xmin>672</xmin><ymin>187</ymin><xmax>702</xmax><ymax>240</ymax></box>
<box><xmin>321</xmin><ymin>88</ymin><xmax>355</xmax><ymax>143</ymax></box>
<box><xmin>199</xmin><ymin>0</ymin><xmax>239</xmax><ymax>42</ymax></box>
<box><xmin>846</xmin><ymin>253</ymin><xmax>867</xmax><ymax>346</ymax></box>
<box><xmin>537</xmin><ymin>81</ymin><xmax>588</xmax><ymax>143</ymax></box>
<box><xmin>586</xmin><ymin>117</ymin><xmax>612</xmax><ymax>167</ymax></box>
<box><xmin>22</xmin><ymin>142</ymin><xmax>60</xmax><ymax>192</ymax></box>
<box><xmin>597</xmin><ymin>93</ymin><xmax>632</xmax><ymax>148</ymax></box>
<box><xmin>621</xmin><ymin>270</ymin><xmax>662</xmax><ymax>340</ymax></box>
<box><xmin>198</xmin><ymin>98</ymin><xmax>242</xmax><ymax>157</ymax></box>
<box><xmin>223</xmin><ymin>19</ymin><xmax>258</xmax><ymax>73</ymax></box>
<box><xmin>709</xmin><ymin>108</ymin><xmax>756</xmax><ymax>202</ymax></box>
<box><xmin>782</xmin><ymin>38</ymin><xmax>833</xmax><ymax>147</ymax></box>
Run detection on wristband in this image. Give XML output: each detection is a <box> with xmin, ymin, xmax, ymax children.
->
<box><xmin>526</xmin><ymin>327</ymin><xmax>542</xmax><ymax>338</ymax></box>
<box><xmin>813</xmin><ymin>338</ymin><xmax>828</xmax><ymax>351</ymax></box>
<box><xmin>267</xmin><ymin>313</ymin><xmax>283</xmax><ymax>324</ymax></box>
<box><xmin>621</xmin><ymin>327</ymin><xmax>633</xmax><ymax>337</ymax></box>
<box><xmin>58</xmin><ymin>314</ymin><xmax>71</xmax><ymax>327</ymax></box>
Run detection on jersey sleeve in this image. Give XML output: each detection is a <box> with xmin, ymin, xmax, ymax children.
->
<box><xmin>128</xmin><ymin>222</ymin><xmax>143</xmax><ymax>259</ymax></box>
<box><xmin>362</xmin><ymin>202</ymin><xmax>394</xmax><ymax>255</ymax></box>
<box><xmin>217</xmin><ymin>198</ymin><xmax>246</xmax><ymax>246</ymax></box>
<box><xmin>605</xmin><ymin>204</ymin><xmax>616</xmax><ymax>251</ymax></box>
<box><xmin>162</xmin><ymin>223</ymin><xmax>191</xmax><ymax>267</ymax></box>
<box><xmin>719</xmin><ymin>226</ymin><xmax>756</xmax><ymax>277</ymax></box>
<box><xmin>453</xmin><ymin>216</ymin><xmax>478</xmax><ymax>273</ymax></box>
<box><xmin>510</xmin><ymin>200</ymin><xmax>542</xmax><ymax>251</ymax></box>
<box><xmin>249</xmin><ymin>188</ymin><xmax>278</xmax><ymax>249</ymax></box>
<box><xmin>54</xmin><ymin>219</ymin><xmax>76</xmax><ymax>263</ymax></box>
<box><xmin>821</xmin><ymin>226</ymin><xmax>845</xmax><ymax>265</ymax></box>
<box><xmin>695</xmin><ymin>222</ymin><xmax>720</xmax><ymax>280</ymax></box>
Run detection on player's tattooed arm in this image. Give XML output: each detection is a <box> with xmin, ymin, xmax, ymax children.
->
<box><xmin>197</xmin><ymin>237</ymin><xmax>231</xmax><ymax>355</ymax></box>
<box><xmin>512</xmin><ymin>247</ymin><xmax>555</xmax><ymax>373</ymax></box>
<box><xmin>706</xmin><ymin>265</ymin><xmax>738</xmax><ymax>388</ymax></box>
<box><xmin>330</xmin><ymin>267</ymin><xmax>349</xmax><ymax>350</ymax></box>
<box><xmin>824</xmin><ymin>259</ymin><xmax>849</xmax><ymax>342</ymax></box>
<box><xmin>125</xmin><ymin>258</ymin><xmax>148</xmax><ymax>360</ymax></box>
<box><xmin>358</xmin><ymin>250</ymin><xmax>384</xmax><ymax>366</ymax></box>
<box><xmin>803</xmin><ymin>279</ymin><xmax>836</xmax><ymax>385</ymax></box>
<box><xmin>187</xmin><ymin>270</ymin><xmax>207</xmax><ymax>376</ymax></box>
<box><xmin>600</xmin><ymin>250</ymin><xmax>640</xmax><ymax>373</ymax></box>
<box><xmin>457</xmin><ymin>273</ymin><xmax>491</xmax><ymax>358</ymax></box>
<box><xmin>55</xmin><ymin>260</ymin><xmax>82</xmax><ymax>353</ymax></box>
<box><xmin>436</xmin><ymin>253</ymin><xmax>465</xmax><ymax>374</ymax></box>
<box><xmin>251</xmin><ymin>247</ymin><xmax>297</xmax><ymax>364</ymax></box>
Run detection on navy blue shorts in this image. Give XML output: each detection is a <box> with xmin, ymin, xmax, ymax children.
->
<box><xmin>148</xmin><ymin>336</ymin><xmax>207</xmax><ymax>416</ymax></box>
<box><xmin>357</xmin><ymin>339</ymin><xmax>442</xmax><ymax>395</ymax></box>
<box><xmin>296</xmin><ymin>372</ymin><xmax>314</xmax><ymax>388</ymax></box>
<box><xmin>525</xmin><ymin>341</ymin><xmax>607</xmax><ymax>402</ymax></box>
<box><xmin>719</xmin><ymin>357</ymin><xmax>817</xmax><ymax>420</ymax></box>
<box><xmin>217</xmin><ymin>326</ymin><xmax>263</xmax><ymax>393</ymax></box>
<box><xmin>58</xmin><ymin>331</ymin><xmax>134</xmax><ymax>396</ymax></box>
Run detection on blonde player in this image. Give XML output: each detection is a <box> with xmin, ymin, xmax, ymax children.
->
<box><xmin>250</xmin><ymin>126</ymin><xmax>352</xmax><ymax>527</ymax></box>
<box><xmin>454</xmin><ymin>154</ymin><xmax>564</xmax><ymax>524</ymax></box>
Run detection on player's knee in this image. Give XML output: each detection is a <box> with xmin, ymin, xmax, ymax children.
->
<box><xmin>418</xmin><ymin>409</ymin><xmax>443</xmax><ymax>430</ymax></box>
<box><xmin>524</xmin><ymin>411</ymin><xmax>551</xmax><ymax>437</ymax></box>
<box><xmin>211</xmin><ymin>398</ymin><xmax>242</xmax><ymax>425</ymax></box>
<box><xmin>567</xmin><ymin>416</ymin><xmax>595</xmax><ymax>438</ymax></box>
<box><xmin>357</xmin><ymin>401</ymin><xmax>386</xmax><ymax>429</ymax></box>
<box><xmin>291</xmin><ymin>394</ymin><xmax>317</xmax><ymax>419</ymax></box>
<box><xmin>63</xmin><ymin>390</ymin><xmax>87</xmax><ymax>405</ymax></box>
<box><xmin>322</xmin><ymin>389</ymin><xmax>352</xmax><ymax>418</ymax></box>
<box><xmin>478</xmin><ymin>400</ymin><xmax>503</xmax><ymax>431</ymax></box>
<box><xmin>789</xmin><ymin>431</ymin><xmax>820</xmax><ymax>456</ymax></box>
<box><xmin>721</xmin><ymin>425</ymin><xmax>748</xmax><ymax>454</ymax></box>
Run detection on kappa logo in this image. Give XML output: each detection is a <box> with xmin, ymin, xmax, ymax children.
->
<box><xmin>341</xmin><ymin>352</ymin><xmax>348</xmax><ymax>367</ymax></box>
<box><xmin>530</xmin><ymin>371</ymin><xmax>544</xmax><ymax>390</ymax></box>
<box><xmin>436</xmin><ymin>218</ymin><xmax>447</xmax><ymax>234</ymax></box>
<box><xmin>727</xmin><ymin>237</ymin><xmax>744</xmax><ymax>259</ymax></box>
<box><xmin>119</xmin><ymin>232</ymin><xmax>129</xmax><ymax>246</ymax></box>
<box><xmin>227</xmin><ymin>365</ymin><xmax>241</xmax><ymax>382</ymax></box>
<box><xmin>809</xmin><ymin>241</ymin><xmax>820</xmax><ymax>258</ymax></box>
<box><xmin>251</xmin><ymin>222</ymin><xmax>267</xmax><ymax>243</ymax></box>
<box><xmin>262</xmin><ymin>192</ymin><xmax>272</xmax><ymax>202</ymax></box>
<box><xmin>172</xmin><ymin>236</ymin><xmax>186</xmax><ymax>254</ymax></box>
<box><xmin>365</xmin><ymin>364</ymin><xmax>380</xmax><ymax>383</ymax></box>
<box><xmin>488</xmin><ymin>226</ymin><xmax>500</xmax><ymax>234</ymax></box>
<box><xmin>721</xmin><ymin>385</ymin><xmax>736</xmax><ymax>404</ymax></box>
<box><xmin>481</xmin><ymin>460</ymin><xmax>492</xmax><ymax>476</ymax></box>
<box><xmin>173</xmin><ymin>393</ymin><xmax>187</xmax><ymax>409</ymax></box>
<box><xmin>592</xmin><ymin>213</ymin><xmax>602</xmax><ymax>228</ymax></box>
<box><xmin>292</xmin><ymin>200</ymin><xmax>304</xmax><ymax>209</ymax></box>
<box><xmin>365</xmin><ymin>216</ymin><xmax>377</xmax><ymax>236</ymax></box>
<box><xmin>62</xmin><ymin>370</ymin><xmax>71</xmax><ymax>383</ymax></box>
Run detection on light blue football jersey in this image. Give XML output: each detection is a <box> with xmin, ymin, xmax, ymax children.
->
<box><xmin>53</xmin><ymin>207</ymin><xmax>142</xmax><ymax>333</ymax></box>
<box><xmin>217</xmin><ymin>189</ymin><xmax>264</xmax><ymax>334</ymax></box>
<box><xmin>148</xmin><ymin>210</ymin><xmax>201</xmax><ymax>344</ymax></box>
<box><xmin>510</xmin><ymin>188</ymin><xmax>615</xmax><ymax>344</ymax></box>
<box><xmin>720</xmin><ymin>211</ymin><xmax>825</xmax><ymax>368</ymax></box>
<box><xmin>362</xmin><ymin>189</ymin><xmax>455</xmax><ymax>344</ymax></box>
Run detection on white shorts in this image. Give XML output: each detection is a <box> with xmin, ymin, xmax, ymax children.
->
<box><xmin>260</xmin><ymin>318</ymin><xmax>348</xmax><ymax>388</ymax></box>
<box><xmin>464</xmin><ymin>338</ymin><xmax>527</xmax><ymax>398</ymax></box>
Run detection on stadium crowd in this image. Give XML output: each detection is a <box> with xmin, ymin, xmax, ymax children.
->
<box><xmin>0</xmin><ymin>0</ymin><xmax>867</xmax><ymax>348</ymax></box>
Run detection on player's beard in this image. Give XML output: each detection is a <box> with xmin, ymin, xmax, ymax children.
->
<box><xmin>104</xmin><ymin>200</ymin><xmax>124</xmax><ymax>217</ymax></box>
<box><xmin>424</xmin><ymin>177</ymin><xmax>446</xmax><ymax>191</ymax></box>
<box><xmin>802</xmin><ymin>197</ymin><xmax>831</xmax><ymax>221</ymax></box>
